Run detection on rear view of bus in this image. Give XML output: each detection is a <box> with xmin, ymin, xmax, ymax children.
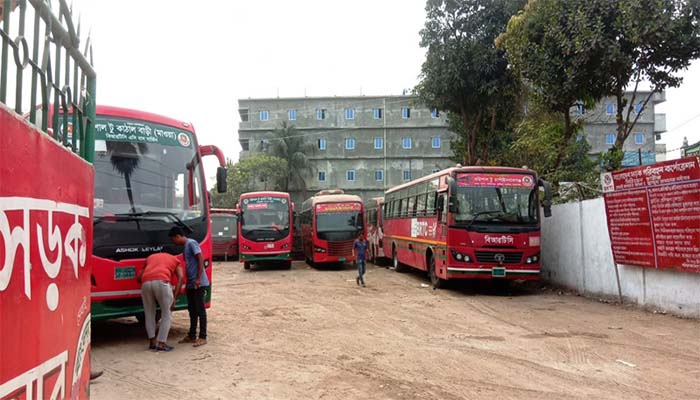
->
<box><xmin>211</xmin><ymin>209</ymin><xmax>238</xmax><ymax>261</ymax></box>
<box><xmin>301</xmin><ymin>190</ymin><xmax>365</xmax><ymax>265</ymax></box>
<box><xmin>238</xmin><ymin>192</ymin><xmax>293</xmax><ymax>270</ymax></box>
<box><xmin>364</xmin><ymin>197</ymin><xmax>385</xmax><ymax>263</ymax></box>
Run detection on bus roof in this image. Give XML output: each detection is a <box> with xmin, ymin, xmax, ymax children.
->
<box><xmin>239</xmin><ymin>191</ymin><xmax>291</xmax><ymax>200</ymax></box>
<box><xmin>211</xmin><ymin>208</ymin><xmax>237</xmax><ymax>215</ymax></box>
<box><xmin>95</xmin><ymin>105</ymin><xmax>196</xmax><ymax>134</ymax></box>
<box><xmin>302</xmin><ymin>193</ymin><xmax>363</xmax><ymax>210</ymax></box>
<box><xmin>385</xmin><ymin>166</ymin><xmax>537</xmax><ymax>194</ymax></box>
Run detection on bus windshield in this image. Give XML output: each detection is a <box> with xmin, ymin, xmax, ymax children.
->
<box><xmin>452</xmin><ymin>183</ymin><xmax>538</xmax><ymax>227</ymax></box>
<box><xmin>211</xmin><ymin>215</ymin><xmax>237</xmax><ymax>240</ymax></box>
<box><xmin>315</xmin><ymin>202</ymin><xmax>363</xmax><ymax>240</ymax></box>
<box><xmin>91</xmin><ymin>116</ymin><xmax>208</xmax><ymax>256</ymax></box>
<box><xmin>241</xmin><ymin>197</ymin><xmax>290</xmax><ymax>242</ymax></box>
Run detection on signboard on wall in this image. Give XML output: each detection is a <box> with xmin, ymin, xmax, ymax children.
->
<box><xmin>601</xmin><ymin>157</ymin><xmax>700</xmax><ymax>273</ymax></box>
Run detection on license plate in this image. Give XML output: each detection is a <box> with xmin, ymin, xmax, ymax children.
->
<box><xmin>115</xmin><ymin>266</ymin><xmax>136</xmax><ymax>280</ymax></box>
<box><xmin>492</xmin><ymin>267</ymin><xmax>506</xmax><ymax>278</ymax></box>
<box><xmin>339</xmin><ymin>257</ymin><xmax>346</xmax><ymax>262</ymax></box>
<box><xmin>265</xmin><ymin>243</ymin><xmax>274</xmax><ymax>249</ymax></box>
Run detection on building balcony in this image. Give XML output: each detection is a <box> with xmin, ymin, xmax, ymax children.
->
<box><xmin>652</xmin><ymin>91</ymin><xmax>666</xmax><ymax>104</ymax></box>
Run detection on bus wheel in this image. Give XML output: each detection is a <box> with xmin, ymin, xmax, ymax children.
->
<box><xmin>135</xmin><ymin>310</ymin><xmax>161</xmax><ymax>324</ymax></box>
<box><xmin>283</xmin><ymin>261</ymin><xmax>292</xmax><ymax>269</ymax></box>
<box><xmin>393</xmin><ymin>245</ymin><xmax>406</xmax><ymax>272</ymax></box>
<box><xmin>428</xmin><ymin>255</ymin><xmax>443</xmax><ymax>289</ymax></box>
<box><xmin>243</xmin><ymin>261</ymin><xmax>251</xmax><ymax>270</ymax></box>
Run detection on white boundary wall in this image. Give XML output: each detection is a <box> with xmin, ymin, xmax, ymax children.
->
<box><xmin>541</xmin><ymin>198</ymin><xmax>700</xmax><ymax>318</ymax></box>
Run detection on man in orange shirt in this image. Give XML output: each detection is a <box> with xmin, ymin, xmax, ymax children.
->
<box><xmin>137</xmin><ymin>252</ymin><xmax>184</xmax><ymax>351</ymax></box>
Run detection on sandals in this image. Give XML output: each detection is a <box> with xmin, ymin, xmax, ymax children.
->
<box><xmin>178</xmin><ymin>336</ymin><xmax>196</xmax><ymax>344</ymax></box>
<box><xmin>193</xmin><ymin>338</ymin><xmax>207</xmax><ymax>347</ymax></box>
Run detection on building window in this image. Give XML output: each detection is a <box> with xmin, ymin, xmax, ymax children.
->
<box><xmin>259</xmin><ymin>139</ymin><xmax>269</xmax><ymax>151</ymax></box>
<box><xmin>606</xmin><ymin>133</ymin><xmax>615</xmax><ymax>145</ymax></box>
<box><xmin>401</xmin><ymin>107</ymin><xmax>411</xmax><ymax>119</ymax></box>
<box><xmin>432</xmin><ymin>168</ymin><xmax>440</xmax><ymax>173</ymax></box>
<box><xmin>605</xmin><ymin>103</ymin><xmax>615</xmax><ymax>115</ymax></box>
<box><xmin>403</xmin><ymin>170</ymin><xmax>412</xmax><ymax>181</ymax></box>
<box><xmin>576</xmin><ymin>104</ymin><xmax>586</xmax><ymax>115</ymax></box>
<box><xmin>635</xmin><ymin>133</ymin><xmax>645</xmax><ymax>145</ymax></box>
<box><xmin>318</xmin><ymin>171</ymin><xmax>326</xmax><ymax>182</ymax></box>
<box><xmin>634</xmin><ymin>102</ymin><xmax>643</xmax><ymax>114</ymax></box>
<box><xmin>260</xmin><ymin>110</ymin><xmax>269</xmax><ymax>121</ymax></box>
<box><xmin>288</xmin><ymin>109</ymin><xmax>297</xmax><ymax>121</ymax></box>
<box><xmin>576</xmin><ymin>134</ymin><xmax>584</xmax><ymax>142</ymax></box>
<box><xmin>402</xmin><ymin>137</ymin><xmax>412</xmax><ymax>149</ymax></box>
<box><xmin>240</xmin><ymin>139</ymin><xmax>250</xmax><ymax>151</ymax></box>
<box><xmin>345</xmin><ymin>137</ymin><xmax>356</xmax><ymax>150</ymax></box>
<box><xmin>373</xmin><ymin>108</ymin><xmax>383</xmax><ymax>119</ymax></box>
<box><xmin>347</xmin><ymin>170</ymin><xmax>355</xmax><ymax>182</ymax></box>
<box><xmin>316</xmin><ymin>108</ymin><xmax>327</xmax><ymax>120</ymax></box>
<box><xmin>374</xmin><ymin>137</ymin><xmax>384</xmax><ymax>150</ymax></box>
<box><xmin>239</xmin><ymin>109</ymin><xmax>249</xmax><ymax>122</ymax></box>
<box><xmin>431</xmin><ymin>108</ymin><xmax>440</xmax><ymax>118</ymax></box>
<box><xmin>431</xmin><ymin>137</ymin><xmax>441</xmax><ymax>148</ymax></box>
<box><xmin>344</xmin><ymin>108</ymin><xmax>355</xmax><ymax>120</ymax></box>
<box><xmin>375</xmin><ymin>169</ymin><xmax>384</xmax><ymax>181</ymax></box>
<box><xmin>318</xmin><ymin>137</ymin><xmax>327</xmax><ymax>150</ymax></box>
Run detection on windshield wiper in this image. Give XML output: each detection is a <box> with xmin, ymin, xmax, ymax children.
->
<box><xmin>95</xmin><ymin>211</ymin><xmax>194</xmax><ymax>234</ymax></box>
<box><xmin>465</xmin><ymin>210</ymin><xmax>504</xmax><ymax>230</ymax></box>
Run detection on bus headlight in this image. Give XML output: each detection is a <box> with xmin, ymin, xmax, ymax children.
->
<box><xmin>282</xmin><ymin>243</ymin><xmax>290</xmax><ymax>249</ymax></box>
<box><xmin>451</xmin><ymin>249</ymin><xmax>471</xmax><ymax>263</ymax></box>
<box><xmin>242</xmin><ymin>245</ymin><xmax>251</xmax><ymax>250</ymax></box>
<box><xmin>526</xmin><ymin>254</ymin><xmax>540</xmax><ymax>264</ymax></box>
<box><xmin>314</xmin><ymin>246</ymin><xmax>326</xmax><ymax>253</ymax></box>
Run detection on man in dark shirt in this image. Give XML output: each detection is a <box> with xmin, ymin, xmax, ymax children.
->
<box><xmin>169</xmin><ymin>227</ymin><xmax>209</xmax><ymax>347</ymax></box>
<box><xmin>353</xmin><ymin>233</ymin><xmax>369</xmax><ymax>287</ymax></box>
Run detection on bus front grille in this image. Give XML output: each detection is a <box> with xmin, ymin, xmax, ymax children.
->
<box><xmin>474</xmin><ymin>251</ymin><xmax>523</xmax><ymax>264</ymax></box>
<box><xmin>328</xmin><ymin>240</ymin><xmax>354</xmax><ymax>257</ymax></box>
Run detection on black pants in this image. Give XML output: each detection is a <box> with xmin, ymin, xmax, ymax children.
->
<box><xmin>186</xmin><ymin>287</ymin><xmax>207</xmax><ymax>339</ymax></box>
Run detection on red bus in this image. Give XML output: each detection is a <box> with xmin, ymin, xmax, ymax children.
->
<box><xmin>383</xmin><ymin>166</ymin><xmax>552</xmax><ymax>287</ymax></box>
<box><xmin>300</xmin><ymin>190</ymin><xmax>365</xmax><ymax>265</ymax></box>
<box><xmin>211</xmin><ymin>208</ymin><xmax>238</xmax><ymax>261</ymax></box>
<box><xmin>364</xmin><ymin>197</ymin><xmax>386</xmax><ymax>263</ymax></box>
<box><xmin>237</xmin><ymin>191</ymin><xmax>293</xmax><ymax>270</ymax></box>
<box><xmin>89</xmin><ymin>105</ymin><xmax>227</xmax><ymax>320</ymax></box>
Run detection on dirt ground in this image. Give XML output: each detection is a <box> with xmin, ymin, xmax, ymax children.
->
<box><xmin>91</xmin><ymin>261</ymin><xmax>700</xmax><ymax>400</ymax></box>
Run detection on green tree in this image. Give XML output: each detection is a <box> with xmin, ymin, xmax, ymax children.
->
<box><xmin>416</xmin><ymin>0</ymin><xmax>526</xmax><ymax>165</ymax></box>
<box><xmin>209</xmin><ymin>155</ymin><xmax>287</xmax><ymax>208</ymax></box>
<box><xmin>497</xmin><ymin>0</ymin><xmax>611</xmax><ymax>171</ymax></box>
<box><xmin>597</xmin><ymin>0</ymin><xmax>700</xmax><ymax>169</ymax></box>
<box><xmin>263</xmin><ymin>122</ymin><xmax>316</xmax><ymax>197</ymax></box>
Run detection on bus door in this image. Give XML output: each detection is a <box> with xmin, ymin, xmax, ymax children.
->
<box><xmin>436</xmin><ymin>191</ymin><xmax>449</xmax><ymax>272</ymax></box>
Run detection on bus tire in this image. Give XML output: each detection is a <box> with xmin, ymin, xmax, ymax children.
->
<box><xmin>243</xmin><ymin>261</ymin><xmax>251</xmax><ymax>270</ymax></box>
<box><xmin>135</xmin><ymin>310</ymin><xmax>161</xmax><ymax>324</ymax></box>
<box><xmin>428</xmin><ymin>254</ymin><xmax>443</xmax><ymax>289</ymax></box>
<box><xmin>393</xmin><ymin>245</ymin><xmax>406</xmax><ymax>273</ymax></box>
<box><xmin>283</xmin><ymin>261</ymin><xmax>292</xmax><ymax>269</ymax></box>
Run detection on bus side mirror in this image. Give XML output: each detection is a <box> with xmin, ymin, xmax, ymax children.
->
<box><xmin>216</xmin><ymin>167</ymin><xmax>227</xmax><ymax>193</ymax></box>
<box><xmin>539</xmin><ymin>179</ymin><xmax>552</xmax><ymax>218</ymax></box>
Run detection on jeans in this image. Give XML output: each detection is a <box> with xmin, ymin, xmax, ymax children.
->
<box><xmin>186</xmin><ymin>287</ymin><xmax>207</xmax><ymax>339</ymax></box>
<box><xmin>141</xmin><ymin>280</ymin><xmax>173</xmax><ymax>343</ymax></box>
<box><xmin>357</xmin><ymin>259</ymin><xmax>366</xmax><ymax>285</ymax></box>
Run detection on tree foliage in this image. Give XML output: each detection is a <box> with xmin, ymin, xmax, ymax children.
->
<box><xmin>263</xmin><ymin>122</ymin><xmax>316</xmax><ymax>197</ymax></box>
<box><xmin>209</xmin><ymin>155</ymin><xmax>287</xmax><ymax>208</ymax></box>
<box><xmin>497</xmin><ymin>0</ymin><xmax>610</xmax><ymax>170</ymax></box>
<box><xmin>416</xmin><ymin>0</ymin><xmax>526</xmax><ymax>165</ymax></box>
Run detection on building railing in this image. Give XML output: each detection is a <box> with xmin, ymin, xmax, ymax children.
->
<box><xmin>0</xmin><ymin>0</ymin><xmax>96</xmax><ymax>162</ymax></box>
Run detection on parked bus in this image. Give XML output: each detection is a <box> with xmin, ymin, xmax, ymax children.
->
<box><xmin>364</xmin><ymin>197</ymin><xmax>386</xmax><ymax>263</ymax></box>
<box><xmin>211</xmin><ymin>208</ymin><xmax>238</xmax><ymax>261</ymax></box>
<box><xmin>88</xmin><ymin>105</ymin><xmax>227</xmax><ymax>320</ymax></box>
<box><xmin>300</xmin><ymin>190</ymin><xmax>365</xmax><ymax>265</ymax></box>
<box><xmin>383</xmin><ymin>166</ymin><xmax>552</xmax><ymax>288</ymax></box>
<box><xmin>237</xmin><ymin>191</ymin><xmax>294</xmax><ymax>270</ymax></box>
